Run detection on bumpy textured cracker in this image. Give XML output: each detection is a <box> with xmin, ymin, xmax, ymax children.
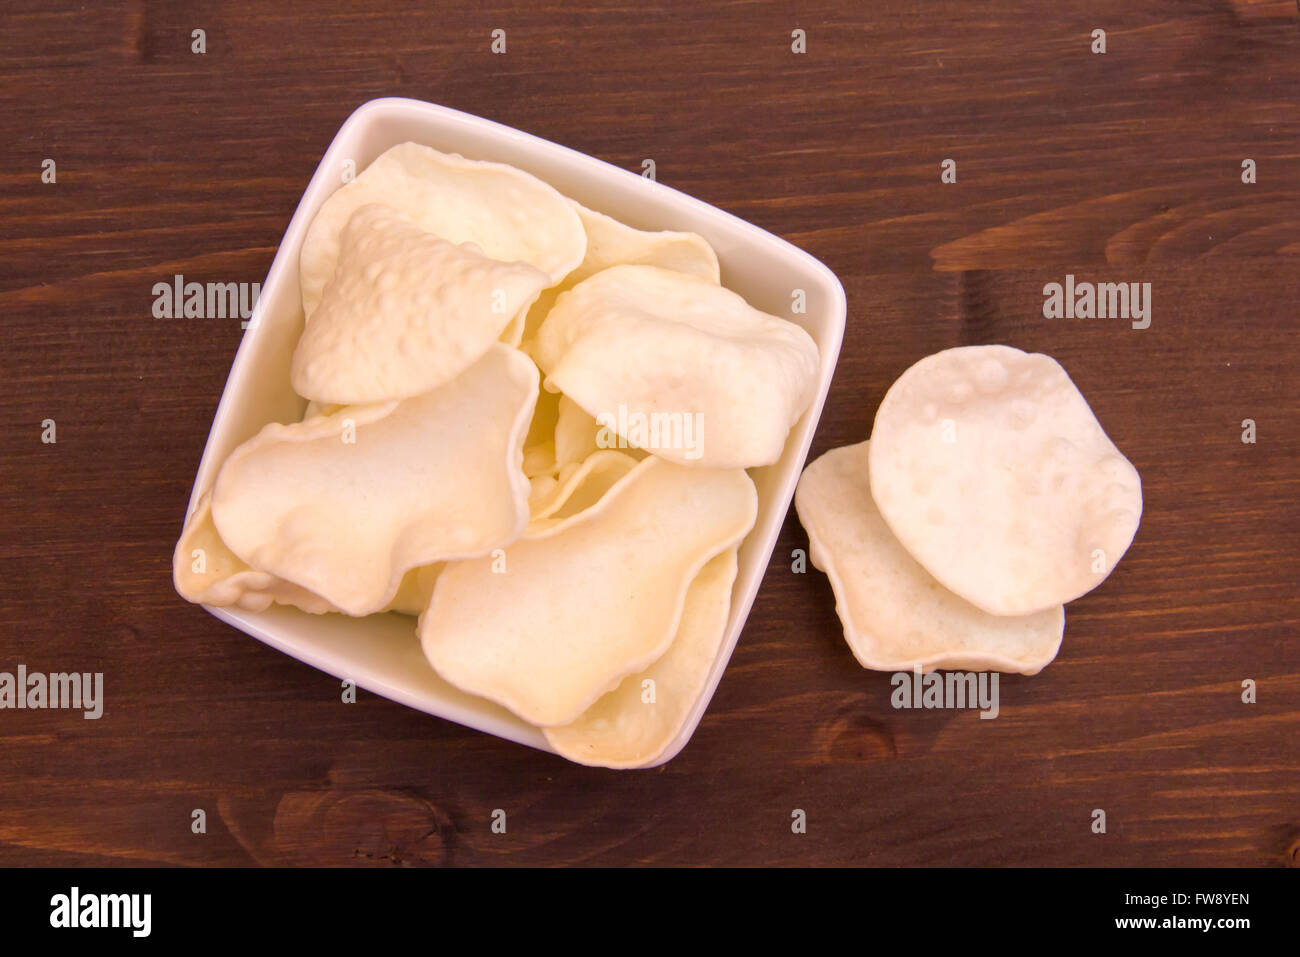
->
<box><xmin>211</xmin><ymin>345</ymin><xmax>537</xmax><ymax>617</ymax></box>
<box><xmin>868</xmin><ymin>345</ymin><xmax>1142</xmax><ymax>616</ymax></box>
<box><xmin>299</xmin><ymin>142</ymin><xmax>585</xmax><ymax>319</ymax></box>
<box><xmin>544</xmin><ymin>549</ymin><xmax>738</xmax><ymax>768</ymax></box>
<box><xmin>420</xmin><ymin>457</ymin><xmax>757</xmax><ymax>726</ymax></box>
<box><xmin>291</xmin><ymin>204</ymin><xmax>548</xmax><ymax>404</ymax></box>
<box><xmin>535</xmin><ymin>264</ymin><xmax>819</xmax><ymax>468</ymax></box>
<box><xmin>796</xmin><ymin>441</ymin><xmax>1064</xmax><ymax>674</ymax></box>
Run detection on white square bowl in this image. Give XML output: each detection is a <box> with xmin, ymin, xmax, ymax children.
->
<box><xmin>183</xmin><ymin>97</ymin><xmax>845</xmax><ymax>766</ymax></box>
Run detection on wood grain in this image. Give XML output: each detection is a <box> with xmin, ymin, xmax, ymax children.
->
<box><xmin>0</xmin><ymin>0</ymin><xmax>1296</xmax><ymax>867</ymax></box>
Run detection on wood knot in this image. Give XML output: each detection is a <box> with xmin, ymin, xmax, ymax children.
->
<box><xmin>797</xmin><ymin>694</ymin><xmax>897</xmax><ymax>765</ymax></box>
<box><xmin>271</xmin><ymin>788</ymin><xmax>455</xmax><ymax>866</ymax></box>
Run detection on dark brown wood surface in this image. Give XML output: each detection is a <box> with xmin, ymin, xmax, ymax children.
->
<box><xmin>1</xmin><ymin>0</ymin><xmax>1297</xmax><ymax>867</ymax></box>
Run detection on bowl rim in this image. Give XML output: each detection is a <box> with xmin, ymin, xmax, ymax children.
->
<box><xmin>184</xmin><ymin>95</ymin><xmax>847</xmax><ymax>768</ymax></box>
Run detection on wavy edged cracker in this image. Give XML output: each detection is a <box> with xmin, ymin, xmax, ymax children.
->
<box><xmin>544</xmin><ymin>549</ymin><xmax>738</xmax><ymax>768</ymax></box>
<box><xmin>554</xmin><ymin>395</ymin><xmax>600</xmax><ymax>471</ymax></box>
<box><xmin>520</xmin><ymin>198</ymin><xmax>720</xmax><ymax>344</ymax></box>
<box><xmin>173</xmin><ymin>491</ymin><xmax>337</xmax><ymax>614</ymax></box>
<box><xmin>302</xmin><ymin>400</ymin><xmax>342</xmax><ymax>420</ymax></box>
<box><xmin>522</xmin><ymin>385</ymin><xmax>562</xmax><ymax>478</ymax></box>
<box><xmin>521</xmin><ymin>389</ymin><xmax>601</xmax><ymax>480</ymax></box>
<box><xmin>175</xmin><ymin>485</ymin><xmax>426</xmax><ymax>615</ymax></box>
<box><xmin>498</xmin><ymin>289</ymin><xmax>543</xmax><ymax>349</ymax></box>
<box><xmin>384</xmin><ymin>564</ymin><xmax>444</xmax><ymax>616</ymax></box>
<box><xmin>291</xmin><ymin>204</ymin><xmax>548</xmax><ymax>404</ymax></box>
<box><xmin>535</xmin><ymin>265</ymin><xmax>819</xmax><ymax>468</ymax></box>
<box><xmin>572</xmin><ymin>199</ymin><xmax>720</xmax><ymax>284</ymax></box>
<box><xmin>869</xmin><ymin>346</ymin><xmax>1142</xmax><ymax>616</ymax></box>
<box><xmin>420</xmin><ymin>457</ymin><xmax>757</xmax><ymax>727</ymax></box>
<box><xmin>796</xmin><ymin>442</ymin><xmax>1063</xmax><ymax>675</ymax></box>
<box><xmin>212</xmin><ymin>345</ymin><xmax>537</xmax><ymax>617</ymax></box>
<box><xmin>299</xmin><ymin>142</ymin><xmax>585</xmax><ymax>319</ymax></box>
<box><xmin>529</xmin><ymin>449</ymin><xmax>640</xmax><ymax>527</ymax></box>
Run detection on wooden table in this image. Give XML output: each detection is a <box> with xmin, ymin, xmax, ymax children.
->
<box><xmin>1</xmin><ymin>0</ymin><xmax>1296</xmax><ymax>867</ymax></box>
